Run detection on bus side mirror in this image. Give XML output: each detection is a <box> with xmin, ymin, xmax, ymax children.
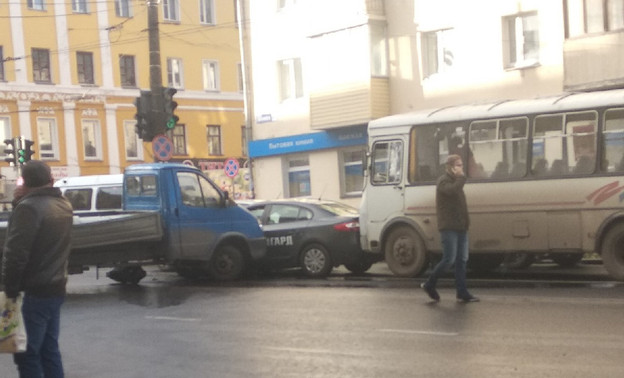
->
<box><xmin>362</xmin><ymin>151</ymin><xmax>370</xmax><ymax>177</ymax></box>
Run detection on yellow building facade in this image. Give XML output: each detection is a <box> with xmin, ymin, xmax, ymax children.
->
<box><xmin>0</xmin><ymin>0</ymin><xmax>249</xmax><ymax>201</ymax></box>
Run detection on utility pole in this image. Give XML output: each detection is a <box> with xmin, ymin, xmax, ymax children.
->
<box><xmin>148</xmin><ymin>0</ymin><xmax>162</xmax><ymax>92</ymax></box>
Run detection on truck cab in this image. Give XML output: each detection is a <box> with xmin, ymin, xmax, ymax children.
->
<box><xmin>122</xmin><ymin>163</ymin><xmax>265</xmax><ymax>280</ymax></box>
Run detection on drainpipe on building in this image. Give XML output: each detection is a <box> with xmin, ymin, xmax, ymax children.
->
<box><xmin>237</xmin><ymin>0</ymin><xmax>255</xmax><ymax>198</ymax></box>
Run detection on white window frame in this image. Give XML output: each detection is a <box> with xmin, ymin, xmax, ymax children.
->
<box><xmin>278</xmin><ymin>58</ymin><xmax>303</xmax><ymax>102</ymax></box>
<box><xmin>72</xmin><ymin>0</ymin><xmax>88</xmax><ymax>13</ymax></box>
<box><xmin>421</xmin><ymin>28</ymin><xmax>455</xmax><ymax>79</ymax></box>
<box><xmin>115</xmin><ymin>0</ymin><xmax>132</xmax><ymax>18</ymax></box>
<box><xmin>163</xmin><ymin>0</ymin><xmax>180</xmax><ymax>22</ymax></box>
<box><xmin>340</xmin><ymin>147</ymin><xmax>365</xmax><ymax>197</ymax></box>
<box><xmin>37</xmin><ymin>118</ymin><xmax>59</xmax><ymax>160</ymax></box>
<box><xmin>167</xmin><ymin>57</ymin><xmax>184</xmax><ymax>89</ymax></box>
<box><xmin>207</xmin><ymin>125</ymin><xmax>222</xmax><ymax>155</ymax></box>
<box><xmin>28</xmin><ymin>0</ymin><xmax>45</xmax><ymax>11</ymax></box>
<box><xmin>286</xmin><ymin>155</ymin><xmax>310</xmax><ymax>198</ymax></box>
<box><xmin>502</xmin><ymin>12</ymin><xmax>540</xmax><ymax>69</ymax></box>
<box><xmin>199</xmin><ymin>0</ymin><xmax>215</xmax><ymax>24</ymax></box>
<box><xmin>32</xmin><ymin>48</ymin><xmax>51</xmax><ymax>83</ymax></box>
<box><xmin>124</xmin><ymin>120</ymin><xmax>143</xmax><ymax>160</ymax></box>
<box><xmin>202</xmin><ymin>60</ymin><xmax>220</xmax><ymax>91</ymax></box>
<box><xmin>0</xmin><ymin>117</ymin><xmax>11</xmax><ymax>160</ymax></box>
<box><xmin>81</xmin><ymin>119</ymin><xmax>101</xmax><ymax>160</ymax></box>
<box><xmin>565</xmin><ymin>0</ymin><xmax>624</xmax><ymax>37</ymax></box>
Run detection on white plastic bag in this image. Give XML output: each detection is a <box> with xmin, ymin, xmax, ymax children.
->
<box><xmin>0</xmin><ymin>292</ymin><xmax>27</xmax><ymax>353</ymax></box>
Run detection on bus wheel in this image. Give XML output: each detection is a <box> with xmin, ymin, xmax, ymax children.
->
<box><xmin>384</xmin><ymin>226</ymin><xmax>428</xmax><ymax>277</ymax></box>
<box><xmin>209</xmin><ymin>245</ymin><xmax>245</xmax><ymax>281</ymax></box>
<box><xmin>551</xmin><ymin>253</ymin><xmax>583</xmax><ymax>267</ymax></box>
<box><xmin>601</xmin><ymin>223</ymin><xmax>624</xmax><ymax>280</ymax></box>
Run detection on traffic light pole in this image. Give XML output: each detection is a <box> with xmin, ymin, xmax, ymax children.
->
<box><xmin>148</xmin><ymin>0</ymin><xmax>162</xmax><ymax>93</ymax></box>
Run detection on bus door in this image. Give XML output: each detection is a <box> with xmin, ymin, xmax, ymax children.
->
<box><xmin>364</xmin><ymin>139</ymin><xmax>406</xmax><ymax>237</ymax></box>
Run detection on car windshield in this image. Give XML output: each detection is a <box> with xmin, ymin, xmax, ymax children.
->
<box><xmin>318</xmin><ymin>202</ymin><xmax>358</xmax><ymax>216</ymax></box>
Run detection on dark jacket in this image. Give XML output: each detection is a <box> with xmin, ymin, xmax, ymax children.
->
<box><xmin>2</xmin><ymin>186</ymin><xmax>73</xmax><ymax>298</ymax></box>
<box><xmin>436</xmin><ymin>171</ymin><xmax>469</xmax><ymax>231</ymax></box>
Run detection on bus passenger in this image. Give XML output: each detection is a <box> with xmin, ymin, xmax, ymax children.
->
<box><xmin>421</xmin><ymin>155</ymin><xmax>479</xmax><ymax>303</ymax></box>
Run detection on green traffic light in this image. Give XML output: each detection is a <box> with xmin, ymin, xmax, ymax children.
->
<box><xmin>166</xmin><ymin>117</ymin><xmax>176</xmax><ymax>129</ymax></box>
<box><xmin>18</xmin><ymin>149</ymin><xmax>25</xmax><ymax>163</ymax></box>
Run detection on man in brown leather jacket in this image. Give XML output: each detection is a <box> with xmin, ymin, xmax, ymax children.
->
<box><xmin>2</xmin><ymin>160</ymin><xmax>73</xmax><ymax>378</ymax></box>
<box><xmin>421</xmin><ymin>154</ymin><xmax>479</xmax><ymax>303</ymax></box>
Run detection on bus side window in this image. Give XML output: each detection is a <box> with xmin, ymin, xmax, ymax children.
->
<box><xmin>603</xmin><ymin>108</ymin><xmax>624</xmax><ymax>173</ymax></box>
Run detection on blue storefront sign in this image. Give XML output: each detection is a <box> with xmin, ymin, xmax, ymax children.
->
<box><xmin>248</xmin><ymin>125</ymin><xmax>367</xmax><ymax>158</ymax></box>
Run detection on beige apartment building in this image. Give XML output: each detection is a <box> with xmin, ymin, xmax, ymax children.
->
<box><xmin>244</xmin><ymin>0</ymin><xmax>624</xmax><ymax>206</ymax></box>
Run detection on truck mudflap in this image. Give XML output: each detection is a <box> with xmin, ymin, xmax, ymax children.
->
<box><xmin>248</xmin><ymin>236</ymin><xmax>267</xmax><ymax>261</ymax></box>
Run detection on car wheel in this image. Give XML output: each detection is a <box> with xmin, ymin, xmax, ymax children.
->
<box><xmin>344</xmin><ymin>260</ymin><xmax>373</xmax><ymax>275</ymax></box>
<box><xmin>551</xmin><ymin>252</ymin><xmax>583</xmax><ymax>268</ymax></box>
<box><xmin>209</xmin><ymin>245</ymin><xmax>245</xmax><ymax>281</ymax></box>
<box><xmin>300</xmin><ymin>243</ymin><xmax>332</xmax><ymax>278</ymax></box>
<box><xmin>602</xmin><ymin>223</ymin><xmax>624</xmax><ymax>280</ymax></box>
<box><xmin>384</xmin><ymin>226</ymin><xmax>428</xmax><ymax>277</ymax></box>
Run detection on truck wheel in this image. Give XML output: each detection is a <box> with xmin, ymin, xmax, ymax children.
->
<box><xmin>601</xmin><ymin>223</ymin><xmax>624</xmax><ymax>280</ymax></box>
<box><xmin>384</xmin><ymin>226</ymin><xmax>428</xmax><ymax>277</ymax></box>
<box><xmin>209</xmin><ymin>245</ymin><xmax>245</xmax><ymax>281</ymax></box>
<box><xmin>300</xmin><ymin>243</ymin><xmax>332</xmax><ymax>278</ymax></box>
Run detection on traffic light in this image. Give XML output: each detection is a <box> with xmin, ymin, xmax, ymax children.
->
<box><xmin>134</xmin><ymin>90</ymin><xmax>153</xmax><ymax>140</ymax></box>
<box><xmin>4</xmin><ymin>138</ymin><xmax>18</xmax><ymax>166</ymax></box>
<box><xmin>162</xmin><ymin>87</ymin><xmax>179</xmax><ymax>130</ymax></box>
<box><xmin>19</xmin><ymin>139</ymin><xmax>35</xmax><ymax>164</ymax></box>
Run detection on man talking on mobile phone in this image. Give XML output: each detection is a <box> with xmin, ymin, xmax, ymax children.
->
<box><xmin>421</xmin><ymin>154</ymin><xmax>479</xmax><ymax>303</ymax></box>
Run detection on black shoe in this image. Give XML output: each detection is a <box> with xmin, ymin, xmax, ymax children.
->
<box><xmin>456</xmin><ymin>295</ymin><xmax>480</xmax><ymax>303</ymax></box>
<box><xmin>421</xmin><ymin>282</ymin><xmax>440</xmax><ymax>302</ymax></box>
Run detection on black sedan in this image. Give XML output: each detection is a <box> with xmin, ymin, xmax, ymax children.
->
<box><xmin>242</xmin><ymin>198</ymin><xmax>373</xmax><ymax>278</ymax></box>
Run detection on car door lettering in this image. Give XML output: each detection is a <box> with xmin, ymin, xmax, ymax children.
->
<box><xmin>267</xmin><ymin>235</ymin><xmax>293</xmax><ymax>246</ymax></box>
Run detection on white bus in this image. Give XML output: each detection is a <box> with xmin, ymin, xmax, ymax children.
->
<box><xmin>359</xmin><ymin>89</ymin><xmax>624</xmax><ymax>281</ymax></box>
<box><xmin>54</xmin><ymin>174</ymin><xmax>123</xmax><ymax>214</ymax></box>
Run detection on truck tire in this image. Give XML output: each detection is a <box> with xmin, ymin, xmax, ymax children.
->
<box><xmin>209</xmin><ymin>245</ymin><xmax>245</xmax><ymax>281</ymax></box>
<box><xmin>601</xmin><ymin>223</ymin><xmax>624</xmax><ymax>281</ymax></box>
<box><xmin>384</xmin><ymin>226</ymin><xmax>428</xmax><ymax>277</ymax></box>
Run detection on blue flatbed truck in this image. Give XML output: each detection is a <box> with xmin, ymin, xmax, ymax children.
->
<box><xmin>0</xmin><ymin>163</ymin><xmax>266</xmax><ymax>283</ymax></box>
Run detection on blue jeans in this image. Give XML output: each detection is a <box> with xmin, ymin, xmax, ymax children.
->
<box><xmin>14</xmin><ymin>294</ymin><xmax>65</xmax><ymax>378</ymax></box>
<box><xmin>425</xmin><ymin>230</ymin><xmax>470</xmax><ymax>297</ymax></box>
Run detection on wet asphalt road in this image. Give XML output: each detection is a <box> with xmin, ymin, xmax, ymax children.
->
<box><xmin>1</xmin><ymin>262</ymin><xmax>623</xmax><ymax>378</ymax></box>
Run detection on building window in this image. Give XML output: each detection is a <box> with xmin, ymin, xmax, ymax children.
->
<box><xmin>565</xmin><ymin>0</ymin><xmax>624</xmax><ymax>37</ymax></box>
<box><xmin>37</xmin><ymin>118</ymin><xmax>58</xmax><ymax>160</ymax></box>
<box><xmin>202</xmin><ymin>60</ymin><xmax>219</xmax><ymax>91</ymax></box>
<box><xmin>27</xmin><ymin>0</ymin><xmax>45</xmax><ymax>11</ymax></box>
<box><xmin>278</xmin><ymin>58</ymin><xmax>303</xmax><ymax>101</ymax></box>
<box><xmin>287</xmin><ymin>156</ymin><xmax>310</xmax><ymax>197</ymax></box>
<box><xmin>82</xmin><ymin>119</ymin><xmax>101</xmax><ymax>160</ymax></box>
<box><xmin>237</xmin><ymin>63</ymin><xmax>244</xmax><ymax>92</ymax></box>
<box><xmin>0</xmin><ymin>117</ymin><xmax>10</xmax><ymax>160</ymax></box>
<box><xmin>32</xmin><ymin>48</ymin><xmax>51</xmax><ymax>83</ymax></box>
<box><xmin>207</xmin><ymin>125</ymin><xmax>222</xmax><ymax>155</ymax></box>
<box><xmin>115</xmin><ymin>0</ymin><xmax>132</xmax><ymax>18</ymax></box>
<box><xmin>163</xmin><ymin>0</ymin><xmax>179</xmax><ymax>22</ymax></box>
<box><xmin>120</xmin><ymin>55</ymin><xmax>136</xmax><ymax>87</ymax></box>
<box><xmin>166</xmin><ymin>124</ymin><xmax>187</xmax><ymax>155</ymax></box>
<box><xmin>503</xmin><ymin>12</ymin><xmax>539</xmax><ymax>69</ymax></box>
<box><xmin>341</xmin><ymin>148</ymin><xmax>365</xmax><ymax>196</ymax></box>
<box><xmin>241</xmin><ymin>125</ymin><xmax>248</xmax><ymax>156</ymax></box>
<box><xmin>124</xmin><ymin>120</ymin><xmax>142</xmax><ymax>160</ymax></box>
<box><xmin>0</xmin><ymin>46</ymin><xmax>4</xmax><ymax>81</ymax></box>
<box><xmin>167</xmin><ymin>58</ymin><xmax>184</xmax><ymax>88</ymax></box>
<box><xmin>77</xmin><ymin>52</ymin><xmax>94</xmax><ymax>84</ymax></box>
<box><xmin>421</xmin><ymin>28</ymin><xmax>454</xmax><ymax>79</ymax></box>
<box><xmin>200</xmin><ymin>0</ymin><xmax>215</xmax><ymax>24</ymax></box>
<box><xmin>72</xmin><ymin>0</ymin><xmax>88</xmax><ymax>13</ymax></box>
<box><xmin>370</xmin><ymin>23</ymin><xmax>388</xmax><ymax>77</ymax></box>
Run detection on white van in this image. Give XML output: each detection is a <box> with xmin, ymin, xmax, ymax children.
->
<box><xmin>54</xmin><ymin>174</ymin><xmax>123</xmax><ymax>213</ymax></box>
